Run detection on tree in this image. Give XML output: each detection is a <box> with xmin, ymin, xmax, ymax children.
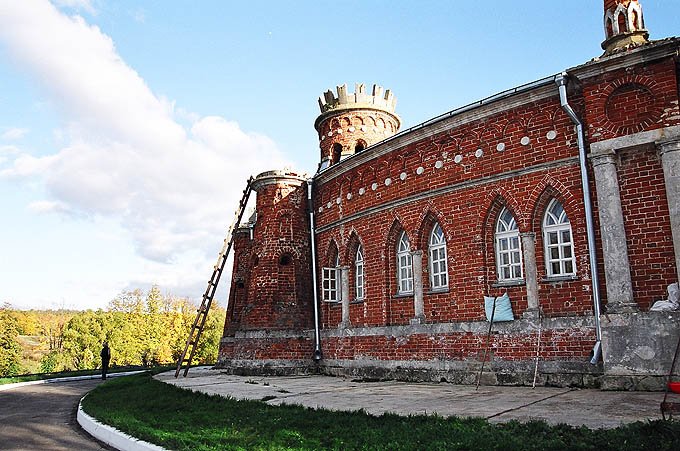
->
<box><xmin>60</xmin><ymin>310</ymin><xmax>105</xmax><ymax>370</ymax></box>
<box><xmin>0</xmin><ymin>303</ymin><xmax>23</xmax><ymax>376</ymax></box>
<box><xmin>13</xmin><ymin>310</ymin><xmax>40</xmax><ymax>335</ymax></box>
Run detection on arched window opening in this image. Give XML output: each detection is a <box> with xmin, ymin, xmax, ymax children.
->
<box><xmin>355</xmin><ymin>140</ymin><xmax>366</xmax><ymax>152</ymax></box>
<box><xmin>428</xmin><ymin>223</ymin><xmax>448</xmax><ymax>289</ymax></box>
<box><xmin>355</xmin><ymin>245</ymin><xmax>364</xmax><ymax>300</ymax></box>
<box><xmin>543</xmin><ymin>199</ymin><xmax>576</xmax><ymax>277</ymax></box>
<box><xmin>495</xmin><ymin>207</ymin><xmax>523</xmax><ymax>281</ymax></box>
<box><xmin>396</xmin><ymin>231</ymin><xmax>413</xmax><ymax>294</ymax></box>
<box><xmin>617</xmin><ymin>11</ymin><xmax>627</xmax><ymax>33</ymax></box>
<box><xmin>332</xmin><ymin>143</ymin><xmax>343</xmax><ymax>164</ymax></box>
<box><xmin>279</xmin><ymin>254</ymin><xmax>291</xmax><ymax>266</ymax></box>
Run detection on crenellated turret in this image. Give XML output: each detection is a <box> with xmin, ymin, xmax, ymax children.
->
<box><xmin>317</xmin><ymin>83</ymin><xmax>397</xmax><ymax>114</ymax></box>
<box><xmin>315</xmin><ymin>83</ymin><xmax>401</xmax><ymax>170</ymax></box>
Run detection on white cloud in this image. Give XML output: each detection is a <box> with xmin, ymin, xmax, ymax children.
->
<box><xmin>0</xmin><ymin>0</ymin><xmax>289</xmax><ymax>271</ymax></box>
<box><xmin>1</xmin><ymin>127</ymin><xmax>29</xmax><ymax>140</ymax></box>
<box><xmin>0</xmin><ymin>153</ymin><xmax>59</xmax><ymax>178</ymax></box>
<box><xmin>27</xmin><ymin>200</ymin><xmax>73</xmax><ymax>215</ymax></box>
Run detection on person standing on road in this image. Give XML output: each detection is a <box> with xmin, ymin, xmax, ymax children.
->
<box><xmin>100</xmin><ymin>341</ymin><xmax>111</xmax><ymax>380</ymax></box>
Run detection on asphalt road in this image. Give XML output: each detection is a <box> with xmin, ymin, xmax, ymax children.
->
<box><xmin>0</xmin><ymin>379</ymin><xmax>112</xmax><ymax>451</ymax></box>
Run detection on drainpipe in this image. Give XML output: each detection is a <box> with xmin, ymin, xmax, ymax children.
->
<box><xmin>556</xmin><ymin>72</ymin><xmax>602</xmax><ymax>364</ymax></box>
<box><xmin>307</xmin><ymin>178</ymin><xmax>323</xmax><ymax>361</ymax></box>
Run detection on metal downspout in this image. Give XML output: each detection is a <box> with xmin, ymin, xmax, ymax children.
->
<box><xmin>307</xmin><ymin>178</ymin><xmax>323</xmax><ymax>361</ymax></box>
<box><xmin>556</xmin><ymin>72</ymin><xmax>602</xmax><ymax>364</ymax></box>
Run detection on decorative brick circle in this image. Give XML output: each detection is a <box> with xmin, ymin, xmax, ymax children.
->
<box><xmin>597</xmin><ymin>75</ymin><xmax>664</xmax><ymax>136</ymax></box>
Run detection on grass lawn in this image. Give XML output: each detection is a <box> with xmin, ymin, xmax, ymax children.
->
<box><xmin>0</xmin><ymin>365</ymin><xmax>173</xmax><ymax>385</ymax></box>
<box><xmin>81</xmin><ymin>372</ymin><xmax>680</xmax><ymax>451</ymax></box>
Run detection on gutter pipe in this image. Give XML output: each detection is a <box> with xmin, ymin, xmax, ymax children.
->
<box><xmin>307</xmin><ymin>178</ymin><xmax>323</xmax><ymax>361</ymax></box>
<box><xmin>556</xmin><ymin>72</ymin><xmax>602</xmax><ymax>364</ymax></box>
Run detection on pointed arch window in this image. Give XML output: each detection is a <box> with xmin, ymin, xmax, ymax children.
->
<box><xmin>355</xmin><ymin>245</ymin><xmax>364</xmax><ymax>300</ymax></box>
<box><xmin>396</xmin><ymin>231</ymin><xmax>413</xmax><ymax>294</ymax></box>
<box><xmin>429</xmin><ymin>223</ymin><xmax>448</xmax><ymax>289</ymax></box>
<box><xmin>495</xmin><ymin>207</ymin><xmax>523</xmax><ymax>281</ymax></box>
<box><xmin>543</xmin><ymin>199</ymin><xmax>576</xmax><ymax>277</ymax></box>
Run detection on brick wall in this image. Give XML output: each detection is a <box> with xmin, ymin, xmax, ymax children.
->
<box><xmin>618</xmin><ymin>146</ymin><xmax>676</xmax><ymax>310</ymax></box>
<box><xmin>315</xmin><ymin>94</ymin><xmax>597</xmax><ymax>329</ymax></box>
<box><xmin>583</xmin><ymin>59</ymin><xmax>680</xmax><ymax>143</ymax></box>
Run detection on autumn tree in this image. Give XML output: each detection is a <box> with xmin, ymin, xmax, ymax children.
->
<box><xmin>0</xmin><ymin>303</ymin><xmax>23</xmax><ymax>376</ymax></box>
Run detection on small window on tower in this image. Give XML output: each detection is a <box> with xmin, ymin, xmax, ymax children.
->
<box><xmin>279</xmin><ymin>254</ymin><xmax>291</xmax><ymax>266</ymax></box>
<box><xmin>355</xmin><ymin>140</ymin><xmax>366</xmax><ymax>152</ymax></box>
<box><xmin>332</xmin><ymin>143</ymin><xmax>342</xmax><ymax>163</ymax></box>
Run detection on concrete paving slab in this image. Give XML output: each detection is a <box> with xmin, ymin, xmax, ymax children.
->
<box><xmin>156</xmin><ymin>367</ymin><xmax>673</xmax><ymax>430</ymax></box>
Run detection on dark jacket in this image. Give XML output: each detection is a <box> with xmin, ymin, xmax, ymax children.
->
<box><xmin>100</xmin><ymin>345</ymin><xmax>111</xmax><ymax>363</ymax></box>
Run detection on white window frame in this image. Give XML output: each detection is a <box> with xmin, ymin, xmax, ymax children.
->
<box><xmin>355</xmin><ymin>245</ymin><xmax>364</xmax><ymax>300</ymax></box>
<box><xmin>495</xmin><ymin>207</ymin><xmax>523</xmax><ymax>281</ymax></box>
<box><xmin>428</xmin><ymin>223</ymin><xmax>448</xmax><ymax>290</ymax></box>
<box><xmin>543</xmin><ymin>199</ymin><xmax>576</xmax><ymax>277</ymax></box>
<box><xmin>322</xmin><ymin>254</ymin><xmax>341</xmax><ymax>302</ymax></box>
<box><xmin>396</xmin><ymin>231</ymin><xmax>413</xmax><ymax>294</ymax></box>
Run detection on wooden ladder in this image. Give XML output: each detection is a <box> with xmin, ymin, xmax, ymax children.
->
<box><xmin>175</xmin><ymin>176</ymin><xmax>254</xmax><ymax>378</ymax></box>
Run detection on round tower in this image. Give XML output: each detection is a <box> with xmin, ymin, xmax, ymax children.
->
<box><xmin>602</xmin><ymin>0</ymin><xmax>648</xmax><ymax>54</ymax></box>
<box><xmin>237</xmin><ymin>170</ymin><xmax>314</xmax><ymax>330</ymax></box>
<box><xmin>315</xmin><ymin>83</ymin><xmax>401</xmax><ymax>170</ymax></box>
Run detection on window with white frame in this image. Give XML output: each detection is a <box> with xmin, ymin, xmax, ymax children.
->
<box><xmin>397</xmin><ymin>231</ymin><xmax>413</xmax><ymax>294</ymax></box>
<box><xmin>322</xmin><ymin>254</ymin><xmax>341</xmax><ymax>302</ymax></box>
<box><xmin>429</xmin><ymin>223</ymin><xmax>448</xmax><ymax>289</ymax></box>
<box><xmin>543</xmin><ymin>199</ymin><xmax>576</xmax><ymax>277</ymax></box>
<box><xmin>355</xmin><ymin>245</ymin><xmax>364</xmax><ymax>300</ymax></box>
<box><xmin>495</xmin><ymin>207</ymin><xmax>523</xmax><ymax>281</ymax></box>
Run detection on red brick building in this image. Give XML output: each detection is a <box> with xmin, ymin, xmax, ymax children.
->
<box><xmin>217</xmin><ymin>0</ymin><xmax>680</xmax><ymax>389</ymax></box>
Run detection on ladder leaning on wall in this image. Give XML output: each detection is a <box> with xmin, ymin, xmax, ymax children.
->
<box><xmin>175</xmin><ymin>176</ymin><xmax>254</xmax><ymax>378</ymax></box>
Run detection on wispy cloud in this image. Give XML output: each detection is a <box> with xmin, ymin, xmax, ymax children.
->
<box><xmin>1</xmin><ymin>127</ymin><xmax>29</xmax><ymax>140</ymax></box>
<box><xmin>27</xmin><ymin>200</ymin><xmax>73</xmax><ymax>215</ymax></box>
<box><xmin>129</xmin><ymin>8</ymin><xmax>145</xmax><ymax>23</ymax></box>
<box><xmin>0</xmin><ymin>1</ymin><xmax>289</xmax><ymax>287</ymax></box>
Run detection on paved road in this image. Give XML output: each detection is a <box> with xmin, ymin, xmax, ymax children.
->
<box><xmin>0</xmin><ymin>380</ymin><xmax>112</xmax><ymax>451</ymax></box>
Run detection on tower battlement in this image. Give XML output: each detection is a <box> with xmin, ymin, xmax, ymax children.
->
<box><xmin>318</xmin><ymin>83</ymin><xmax>397</xmax><ymax>115</ymax></box>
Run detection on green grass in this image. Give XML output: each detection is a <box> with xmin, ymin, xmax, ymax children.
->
<box><xmin>81</xmin><ymin>372</ymin><xmax>680</xmax><ymax>451</ymax></box>
<box><xmin>0</xmin><ymin>365</ymin><xmax>173</xmax><ymax>385</ymax></box>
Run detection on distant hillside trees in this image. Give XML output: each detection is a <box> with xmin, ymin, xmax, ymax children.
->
<box><xmin>0</xmin><ymin>287</ymin><xmax>225</xmax><ymax>376</ymax></box>
<box><xmin>0</xmin><ymin>303</ymin><xmax>22</xmax><ymax>376</ymax></box>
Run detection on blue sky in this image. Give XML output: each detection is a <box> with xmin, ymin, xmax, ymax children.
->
<box><xmin>0</xmin><ymin>0</ymin><xmax>676</xmax><ymax>310</ymax></box>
